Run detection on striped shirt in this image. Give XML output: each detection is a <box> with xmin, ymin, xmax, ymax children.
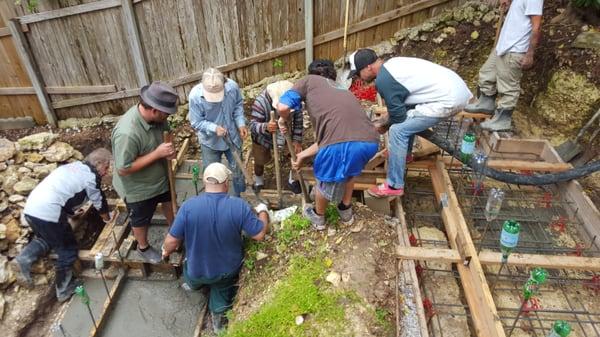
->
<box><xmin>249</xmin><ymin>89</ymin><xmax>303</xmax><ymax>149</ymax></box>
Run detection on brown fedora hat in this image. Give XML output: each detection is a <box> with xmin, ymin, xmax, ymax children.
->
<box><xmin>140</xmin><ymin>81</ymin><xmax>178</xmax><ymax>114</ymax></box>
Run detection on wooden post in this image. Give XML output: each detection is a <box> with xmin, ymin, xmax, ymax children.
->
<box><xmin>163</xmin><ymin>132</ymin><xmax>178</xmax><ymax>215</ymax></box>
<box><xmin>304</xmin><ymin>0</ymin><xmax>313</xmax><ymax>68</ymax></box>
<box><xmin>7</xmin><ymin>19</ymin><xmax>57</xmax><ymax>126</ymax></box>
<box><xmin>121</xmin><ymin>0</ymin><xmax>149</xmax><ymax>87</ymax></box>
<box><xmin>270</xmin><ymin>111</ymin><xmax>283</xmax><ymax>207</ymax></box>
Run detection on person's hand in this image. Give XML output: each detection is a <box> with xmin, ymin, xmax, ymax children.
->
<box><xmin>292</xmin><ymin>153</ymin><xmax>306</xmax><ymax>171</ymax></box>
<box><xmin>239</xmin><ymin>126</ymin><xmax>248</xmax><ymax>139</ymax></box>
<box><xmin>100</xmin><ymin>211</ymin><xmax>114</xmax><ymax>223</ymax></box>
<box><xmin>278</xmin><ymin>117</ymin><xmax>288</xmax><ymax>134</ymax></box>
<box><xmin>293</xmin><ymin>142</ymin><xmax>302</xmax><ymax>154</ymax></box>
<box><xmin>156</xmin><ymin>142</ymin><xmax>175</xmax><ymax>158</ymax></box>
<box><xmin>254</xmin><ymin>203</ymin><xmax>269</xmax><ymax>215</ymax></box>
<box><xmin>74</xmin><ymin>207</ymin><xmax>86</xmax><ymax>218</ymax></box>
<box><xmin>161</xmin><ymin>245</ymin><xmax>170</xmax><ymax>260</ymax></box>
<box><xmin>519</xmin><ymin>52</ymin><xmax>534</xmax><ymax>70</ymax></box>
<box><xmin>500</xmin><ymin>0</ymin><xmax>510</xmax><ymax>9</ymax></box>
<box><xmin>266</xmin><ymin>121</ymin><xmax>278</xmax><ymax>133</ymax></box>
<box><xmin>216</xmin><ymin>126</ymin><xmax>227</xmax><ymax>137</ymax></box>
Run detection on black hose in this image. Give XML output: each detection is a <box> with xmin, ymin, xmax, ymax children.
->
<box><xmin>418</xmin><ymin>129</ymin><xmax>600</xmax><ymax>186</ymax></box>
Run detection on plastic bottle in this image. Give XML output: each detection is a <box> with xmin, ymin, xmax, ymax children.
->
<box><xmin>529</xmin><ymin>267</ymin><xmax>549</xmax><ymax>285</ymax></box>
<box><xmin>485</xmin><ymin>188</ymin><xmax>505</xmax><ymax>221</ymax></box>
<box><xmin>547</xmin><ymin>320</ymin><xmax>571</xmax><ymax>337</ymax></box>
<box><xmin>500</xmin><ymin>220</ymin><xmax>520</xmax><ymax>262</ymax></box>
<box><xmin>461</xmin><ymin>131</ymin><xmax>476</xmax><ymax>164</ymax></box>
<box><xmin>471</xmin><ymin>151</ymin><xmax>487</xmax><ymax>194</ymax></box>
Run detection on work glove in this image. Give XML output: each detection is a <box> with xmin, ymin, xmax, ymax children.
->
<box><xmin>255</xmin><ymin>203</ymin><xmax>269</xmax><ymax>215</ymax></box>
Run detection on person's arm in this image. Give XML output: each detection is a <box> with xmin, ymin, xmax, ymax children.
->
<box><xmin>251</xmin><ymin>210</ymin><xmax>270</xmax><ymax>241</ymax></box>
<box><xmin>249</xmin><ymin>93</ymin><xmax>275</xmax><ymax>135</ymax></box>
<box><xmin>292</xmin><ymin>109</ymin><xmax>303</xmax><ymax>146</ymax></box>
<box><xmin>292</xmin><ymin>142</ymin><xmax>318</xmax><ymax>170</ymax></box>
<box><xmin>375</xmin><ymin>67</ymin><xmax>410</xmax><ymax>125</ymax></box>
<box><xmin>189</xmin><ymin>93</ymin><xmax>220</xmax><ymax>134</ymax></box>
<box><xmin>84</xmin><ymin>169</ymin><xmax>110</xmax><ymax>221</ymax></box>
<box><xmin>232</xmin><ymin>85</ymin><xmax>246</xmax><ymax>129</ymax></box>
<box><xmin>519</xmin><ymin>15</ymin><xmax>542</xmax><ymax>70</ymax></box>
<box><xmin>162</xmin><ymin>233</ymin><xmax>181</xmax><ymax>258</ymax></box>
<box><xmin>241</xmin><ymin>203</ymin><xmax>270</xmax><ymax>241</ymax></box>
<box><xmin>117</xmin><ymin>144</ymin><xmax>173</xmax><ymax>176</ymax></box>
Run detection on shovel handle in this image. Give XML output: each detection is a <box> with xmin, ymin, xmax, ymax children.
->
<box><xmin>271</xmin><ymin>111</ymin><xmax>283</xmax><ymax>205</ymax></box>
<box><xmin>283</xmin><ymin>120</ymin><xmax>311</xmax><ymax>203</ymax></box>
<box><xmin>163</xmin><ymin>131</ymin><xmax>178</xmax><ymax>214</ymax></box>
<box><xmin>575</xmin><ymin>108</ymin><xmax>600</xmax><ymax>142</ymax></box>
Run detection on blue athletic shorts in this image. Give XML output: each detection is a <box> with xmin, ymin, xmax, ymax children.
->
<box><xmin>314</xmin><ymin>141</ymin><xmax>378</xmax><ymax>183</ymax></box>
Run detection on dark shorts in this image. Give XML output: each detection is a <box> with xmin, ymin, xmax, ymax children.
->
<box><xmin>125</xmin><ymin>191</ymin><xmax>171</xmax><ymax>228</ymax></box>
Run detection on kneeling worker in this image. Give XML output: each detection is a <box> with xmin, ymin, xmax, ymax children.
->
<box><xmin>161</xmin><ymin>163</ymin><xmax>270</xmax><ymax>333</ymax></box>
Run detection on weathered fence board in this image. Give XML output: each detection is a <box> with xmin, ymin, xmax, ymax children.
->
<box><xmin>0</xmin><ymin>0</ymin><xmax>462</xmax><ymax>123</ymax></box>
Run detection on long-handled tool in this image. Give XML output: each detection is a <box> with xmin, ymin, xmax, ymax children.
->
<box><xmin>283</xmin><ymin>120</ymin><xmax>311</xmax><ymax>204</ymax></box>
<box><xmin>270</xmin><ymin>111</ymin><xmax>284</xmax><ymax>208</ymax></box>
<box><xmin>163</xmin><ymin>132</ymin><xmax>178</xmax><ymax>215</ymax></box>
<box><xmin>556</xmin><ymin>108</ymin><xmax>600</xmax><ymax>162</ymax></box>
<box><xmin>222</xmin><ymin>134</ymin><xmax>269</xmax><ymax>205</ymax></box>
<box><xmin>494</xmin><ymin>2</ymin><xmax>507</xmax><ymax>46</ymax></box>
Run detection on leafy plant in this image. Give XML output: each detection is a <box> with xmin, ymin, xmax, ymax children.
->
<box><xmin>572</xmin><ymin>0</ymin><xmax>600</xmax><ymax>9</ymax></box>
<box><xmin>14</xmin><ymin>0</ymin><xmax>38</xmax><ymax>12</ymax></box>
<box><xmin>273</xmin><ymin>58</ymin><xmax>284</xmax><ymax>68</ymax></box>
<box><xmin>325</xmin><ymin>204</ymin><xmax>340</xmax><ymax>226</ymax></box>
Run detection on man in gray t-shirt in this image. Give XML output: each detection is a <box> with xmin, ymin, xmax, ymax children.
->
<box><xmin>465</xmin><ymin>0</ymin><xmax>543</xmax><ymax>131</ymax></box>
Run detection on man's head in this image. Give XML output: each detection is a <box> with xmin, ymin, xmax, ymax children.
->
<box><xmin>347</xmin><ymin>49</ymin><xmax>379</xmax><ymax>82</ymax></box>
<box><xmin>308</xmin><ymin>59</ymin><xmax>337</xmax><ymax>81</ymax></box>
<box><xmin>203</xmin><ymin>162</ymin><xmax>231</xmax><ymax>192</ymax></box>
<box><xmin>139</xmin><ymin>81</ymin><xmax>179</xmax><ymax>123</ymax></box>
<box><xmin>202</xmin><ymin>68</ymin><xmax>226</xmax><ymax>103</ymax></box>
<box><xmin>85</xmin><ymin>148</ymin><xmax>113</xmax><ymax>177</ymax></box>
<box><xmin>266</xmin><ymin>80</ymin><xmax>294</xmax><ymax>109</ymax></box>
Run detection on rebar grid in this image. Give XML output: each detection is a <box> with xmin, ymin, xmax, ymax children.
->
<box><xmin>402</xmin><ymin>177</ymin><xmax>600</xmax><ymax>337</ymax></box>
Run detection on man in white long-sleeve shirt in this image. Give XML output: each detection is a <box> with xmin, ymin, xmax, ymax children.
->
<box><xmin>11</xmin><ymin>148</ymin><xmax>112</xmax><ymax>302</ymax></box>
<box><xmin>349</xmin><ymin>49</ymin><xmax>472</xmax><ymax>198</ymax></box>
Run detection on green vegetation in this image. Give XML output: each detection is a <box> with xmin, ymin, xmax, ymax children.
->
<box><xmin>14</xmin><ymin>0</ymin><xmax>38</xmax><ymax>12</ymax></box>
<box><xmin>273</xmin><ymin>58</ymin><xmax>284</xmax><ymax>68</ymax></box>
<box><xmin>243</xmin><ymin>239</ymin><xmax>265</xmax><ymax>270</ymax></box>
<box><xmin>224</xmin><ymin>257</ymin><xmax>346</xmax><ymax>337</ymax></box>
<box><xmin>276</xmin><ymin>212</ymin><xmax>311</xmax><ymax>246</ymax></box>
<box><xmin>572</xmin><ymin>0</ymin><xmax>600</xmax><ymax>9</ymax></box>
<box><xmin>325</xmin><ymin>204</ymin><xmax>340</xmax><ymax>227</ymax></box>
<box><xmin>375</xmin><ymin>307</ymin><xmax>394</xmax><ymax>334</ymax></box>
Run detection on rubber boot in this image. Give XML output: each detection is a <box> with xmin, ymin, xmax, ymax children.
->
<box><xmin>11</xmin><ymin>237</ymin><xmax>50</xmax><ymax>288</ymax></box>
<box><xmin>481</xmin><ymin>109</ymin><xmax>513</xmax><ymax>131</ymax></box>
<box><xmin>211</xmin><ymin>312</ymin><xmax>228</xmax><ymax>333</ymax></box>
<box><xmin>55</xmin><ymin>269</ymin><xmax>82</xmax><ymax>302</ymax></box>
<box><xmin>464</xmin><ymin>93</ymin><xmax>496</xmax><ymax>114</ymax></box>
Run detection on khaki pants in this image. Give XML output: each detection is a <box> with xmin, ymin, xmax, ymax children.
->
<box><xmin>478</xmin><ymin>50</ymin><xmax>524</xmax><ymax>109</ymax></box>
<box><xmin>252</xmin><ymin>143</ymin><xmax>272</xmax><ymax>177</ymax></box>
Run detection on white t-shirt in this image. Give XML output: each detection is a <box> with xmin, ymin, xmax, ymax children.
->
<box><xmin>496</xmin><ymin>0</ymin><xmax>543</xmax><ymax>56</ymax></box>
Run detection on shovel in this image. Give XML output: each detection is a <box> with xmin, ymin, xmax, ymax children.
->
<box><xmin>556</xmin><ymin>108</ymin><xmax>600</xmax><ymax>162</ymax></box>
<box><xmin>270</xmin><ymin>111</ymin><xmax>284</xmax><ymax>208</ymax></box>
<box><xmin>282</xmin><ymin>120</ymin><xmax>311</xmax><ymax>205</ymax></box>
<box><xmin>222</xmin><ymin>134</ymin><xmax>269</xmax><ymax>205</ymax></box>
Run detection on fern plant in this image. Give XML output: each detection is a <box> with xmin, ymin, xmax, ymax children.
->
<box><xmin>572</xmin><ymin>0</ymin><xmax>600</xmax><ymax>9</ymax></box>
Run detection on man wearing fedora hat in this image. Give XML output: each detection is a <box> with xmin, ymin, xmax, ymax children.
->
<box><xmin>111</xmin><ymin>81</ymin><xmax>179</xmax><ymax>264</ymax></box>
<box><xmin>162</xmin><ymin>162</ymin><xmax>269</xmax><ymax>333</ymax></box>
<box><xmin>188</xmin><ymin>68</ymin><xmax>247</xmax><ymax>197</ymax></box>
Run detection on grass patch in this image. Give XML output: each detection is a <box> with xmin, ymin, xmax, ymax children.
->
<box><xmin>224</xmin><ymin>256</ymin><xmax>346</xmax><ymax>337</ymax></box>
<box><xmin>244</xmin><ymin>238</ymin><xmax>265</xmax><ymax>270</ymax></box>
<box><xmin>325</xmin><ymin>204</ymin><xmax>340</xmax><ymax>227</ymax></box>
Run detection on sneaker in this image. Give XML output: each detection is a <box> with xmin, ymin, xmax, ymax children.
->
<box><xmin>337</xmin><ymin>204</ymin><xmax>354</xmax><ymax>225</ymax></box>
<box><xmin>137</xmin><ymin>245</ymin><xmax>162</xmax><ymax>264</ymax></box>
<box><xmin>367</xmin><ymin>183</ymin><xmax>404</xmax><ymax>198</ymax></box>
<box><xmin>406</xmin><ymin>154</ymin><xmax>414</xmax><ymax>164</ymax></box>
<box><xmin>10</xmin><ymin>258</ymin><xmax>34</xmax><ymax>288</ymax></box>
<box><xmin>252</xmin><ymin>183</ymin><xmax>263</xmax><ymax>193</ymax></box>
<box><xmin>303</xmin><ymin>206</ymin><xmax>326</xmax><ymax>231</ymax></box>
<box><xmin>288</xmin><ymin>180</ymin><xmax>302</xmax><ymax>194</ymax></box>
<box><xmin>211</xmin><ymin>312</ymin><xmax>228</xmax><ymax>334</ymax></box>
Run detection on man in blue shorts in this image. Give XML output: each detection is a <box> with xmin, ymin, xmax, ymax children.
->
<box><xmin>276</xmin><ymin>59</ymin><xmax>379</xmax><ymax>230</ymax></box>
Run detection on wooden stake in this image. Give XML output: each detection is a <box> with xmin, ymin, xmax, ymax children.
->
<box><xmin>270</xmin><ymin>111</ymin><xmax>283</xmax><ymax>208</ymax></box>
<box><xmin>163</xmin><ymin>132</ymin><xmax>178</xmax><ymax>215</ymax></box>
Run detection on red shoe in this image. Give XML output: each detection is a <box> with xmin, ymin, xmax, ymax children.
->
<box><xmin>406</xmin><ymin>154</ymin><xmax>414</xmax><ymax>164</ymax></box>
<box><xmin>367</xmin><ymin>183</ymin><xmax>404</xmax><ymax>198</ymax></box>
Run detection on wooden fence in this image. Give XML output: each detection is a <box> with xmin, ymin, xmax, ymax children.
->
<box><xmin>0</xmin><ymin>0</ymin><xmax>461</xmax><ymax>125</ymax></box>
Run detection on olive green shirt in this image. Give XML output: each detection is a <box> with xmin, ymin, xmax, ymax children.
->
<box><xmin>111</xmin><ymin>105</ymin><xmax>169</xmax><ymax>203</ymax></box>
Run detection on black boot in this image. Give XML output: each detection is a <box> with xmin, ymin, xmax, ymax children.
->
<box><xmin>55</xmin><ymin>269</ymin><xmax>82</xmax><ymax>302</ymax></box>
<box><xmin>11</xmin><ymin>237</ymin><xmax>50</xmax><ymax>288</ymax></box>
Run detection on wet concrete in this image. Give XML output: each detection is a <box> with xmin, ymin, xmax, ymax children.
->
<box><xmin>54</xmin><ymin>276</ymin><xmax>207</xmax><ymax>337</ymax></box>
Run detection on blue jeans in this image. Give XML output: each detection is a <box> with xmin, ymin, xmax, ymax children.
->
<box><xmin>201</xmin><ymin>144</ymin><xmax>246</xmax><ymax>196</ymax></box>
<box><xmin>388</xmin><ymin>114</ymin><xmax>443</xmax><ymax>188</ymax></box>
<box><xmin>23</xmin><ymin>214</ymin><xmax>78</xmax><ymax>272</ymax></box>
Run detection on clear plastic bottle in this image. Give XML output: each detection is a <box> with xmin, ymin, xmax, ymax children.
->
<box><xmin>471</xmin><ymin>151</ymin><xmax>487</xmax><ymax>194</ymax></box>
<box><xmin>485</xmin><ymin>188</ymin><xmax>505</xmax><ymax>221</ymax></box>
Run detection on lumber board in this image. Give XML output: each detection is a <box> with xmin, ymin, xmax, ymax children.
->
<box><xmin>394</xmin><ymin>198</ymin><xmax>429</xmax><ymax>337</ymax></box>
<box><xmin>52</xmin><ymin>88</ymin><xmax>139</xmax><ymax>109</ymax></box>
<box><xmin>559</xmin><ymin>180</ymin><xmax>600</xmax><ymax>250</ymax></box>
<box><xmin>89</xmin><ymin>268</ymin><xmax>127</xmax><ymax>337</ymax></box>
<box><xmin>0</xmin><ymin>85</ymin><xmax>117</xmax><ymax>95</ymax></box>
<box><xmin>487</xmin><ymin>132</ymin><xmax>546</xmax><ymax>157</ymax></box>
<box><xmin>172</xmin><ymin>137</ymin><xmax>190</xmax><ymax>173</ymax></box>
<box><xmin>364</xmin><ymin>149</ymin><xmax>386</xmax><ymax>170</ymax></box>
<box><xmin>19</xmin><ymin>0</ymin><xmax>122</xmax><ymax>24</ymax></box>
<box><xmin>192</xmin><ymin>302</ymin><xmax>209</xmax><ymax>337</ymax></box>
<box><xmin>121</xmin><ymin>0</ymin><xmax>149</xmax><ymax>87</ymax></box>
<box><xmin>397</xmin><ymin>246</ymin><xmax>600</xmax><ymax>272</ymax></box>
<box><xmin>0</xmin><ymin>23</ymin><xmax>28</xmax><ymax>37</ymax></box>
<box><xmin>429</xmin><ymin>160</ymin><xmax>505</xmax><ymax>337</ymax></box>
<box><xmin>7</xmin><ymin>19</ymin><xmax>57</xmax><ymax>126</ymax></box>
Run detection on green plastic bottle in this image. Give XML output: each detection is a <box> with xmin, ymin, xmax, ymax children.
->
<box><xmin>547</xmin><ymin>320</ymin><xmax>571</xmax><ymax>337</ymax></box>
<box><xmin>522</xmin><ymin>279</ymin><xmax>537</xmax><ymax>300</ymax></box>
<box><xmin>461</xmin><ymin>132</ymin><xmax>476</xmax><ymax>163</ymax></box>
<box><xmin>529</xmin><ymin>267</ymin><xmax>549</xmax><ymax>285</ymax></box>
<box><xmin>74</xmin><ymin>285</ymin><xmax>90</xmax><ymax>305</ymax></box>
<box><xmin>500</xmin><ymin>220</ymin><xmax>520</xmax><ymax>262</ymax></box>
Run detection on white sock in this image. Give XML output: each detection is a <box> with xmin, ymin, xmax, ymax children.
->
<box><xmin>255</xmin><ymin>175</ymin><xmax>264</xmax><ymax>185</ymax></box>
<box><xmin>288</xmin><ymin>171</ymin><xmax>295</xmax><ymax>184</ymax></box>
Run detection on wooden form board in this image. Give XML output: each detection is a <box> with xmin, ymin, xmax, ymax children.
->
<box><xmin>397</xmin><ymin>246</ymin><xmax>600</xmax><ymax>272</ymax></box>
<box><xmin>429</xmin><ymin>160</ymin><xmax>505</xmax><ymax>337</ymax></box>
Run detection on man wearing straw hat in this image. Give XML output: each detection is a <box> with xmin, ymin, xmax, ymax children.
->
<box><xmin>188</xmin><ymin>68</ymin><xmax>247</xmax><ymax>197</ymax></box>
<box><xmin>248</xmin><ymin>80</ymin><xmax>303</xmax><ymax>193</ymax></box>
<box><xmin>111</xmin><ymin>81</ymin><xmax>178</xmax><ymax>264</ymax></box>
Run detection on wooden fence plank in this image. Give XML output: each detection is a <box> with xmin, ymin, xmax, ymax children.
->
<box><xmin>7</xmin><ymin>18</ymin><xmax>56</xmax><ymax>125</ymax></box>
<box><xmin>0</xmin><ymin>85</ymin><xmax>117</xmax><ymax>95</ymax></box>
<box><xmin>19</xmin><ymin>0</ymin><xmax>121</xmax><ymax>24</ymax></box>
<box><xmin>121</xmin><ymin>0</ymin><xmax>148</xmax><ymax>86</ymax></box>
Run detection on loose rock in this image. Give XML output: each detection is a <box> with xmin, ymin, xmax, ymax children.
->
<box><xmin>0</xmin><ymin>138</ymin><xmax>16</xmax><ymax>162</ymax></box>
<box><xmin>40</xmin><ymin>141</ymin><xmax>75</xmax><ymax>162</ymax></box>
<box><xmin>17</xmin><ymin>132</ymin><xmax>58</xmax><ymax>151</ymax></box>
<box><xmin>12</xmin><ymin>177</ymin><xmax>38</xmax><ymax>196</ymax></box>
<box><xmin>326</xmin><ymin>271</ymin><xmax>342</xmax><ymax>287</ymax></box>
<box><xmin>8</xmin><ymin>195</ymin><xmax>25</xmax><ymax>203</ymax></box>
